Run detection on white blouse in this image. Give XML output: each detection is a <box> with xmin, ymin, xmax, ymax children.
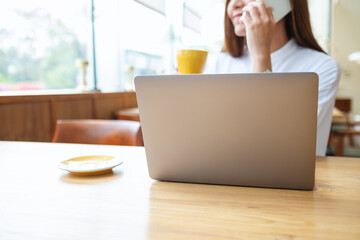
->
<box><xmin>206</xmin><ymin>39</ymin><xmax>341</xmax><ymax>156</ymax></box>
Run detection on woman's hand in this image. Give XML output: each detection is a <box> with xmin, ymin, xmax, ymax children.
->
<box><xmin>241</xmin><ymin>0</ymin><xmax>275</xmax><ymax>72</ymax></box>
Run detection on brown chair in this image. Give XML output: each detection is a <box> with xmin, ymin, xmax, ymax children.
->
<box><xmin>52</xmin><ymin>119</ymin><xmax>143</xmax><ymax>146</ymax></box>
<box><xmin>335</xmin><ymin>98</ymin><xmax>352</xmax><ymax>117</ymax></box>
<box><xmin>330</xmin><ymin>98</ymin><xmax>360</xmax><ymax>156</ymax></box>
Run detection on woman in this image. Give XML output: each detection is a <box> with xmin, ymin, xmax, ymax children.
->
<box><xmin>208</xmin><ymin>0</ymin><xmax>340</xmax><ymax>156</ymax></box>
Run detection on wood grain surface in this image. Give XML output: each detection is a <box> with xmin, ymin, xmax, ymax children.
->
<box><xmin>0</xmin><ymin>141</ymin><xmax>359</xmax><ymax>239</ymax></box>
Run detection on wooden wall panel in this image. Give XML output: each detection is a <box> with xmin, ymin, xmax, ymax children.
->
<box><xmin>0</xmin><ymin>91</ymin><xmax>138</xmax><ymax>142</ymax></box>
<box><xmin>96</xmin><ymin>92</ymin><xmax>138</xmax><ymax>119</ymax></box>
<box><xmin>55</xmin><ymin>98</ymin><xmax>94</xmax><ymax>120</ymax></box>
<box><xmin>0</xmin><ymin>101</ymin><xmax>52</xmax><ymax>141</ymax></box>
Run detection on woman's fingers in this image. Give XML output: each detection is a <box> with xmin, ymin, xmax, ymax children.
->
<box><xmin>242</xmin><ymin>1</ymin><xmax>272</xmax><ymax>22</ymax></box>
<box><xmin>241</xmin><ymin>10</ymin><xmax>251</xmax><ymax>26</ymax></box>
<box><xmin>240</xmin><ymin>0</ymin><xmax>274</xmax><ymax>72</ymax></box>
<box><xmin>266</xmin><ymin>6</ymin><xmax>275</xmax><ymax>23</ymax></box>
<box><xmin>242</xmin><ymin>5</ymin><xmax>260</xmax><ymax>22</ymax></box>
<box><xmin>257</xmin><ymin>1</ymin><xmax>271</xmax><ymax>22</ymax></box>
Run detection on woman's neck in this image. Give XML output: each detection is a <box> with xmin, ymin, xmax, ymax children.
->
<box><xmin>270</xmin><ymin>18</ymin><xmax>290</xmax><ymax>53</ymax></box>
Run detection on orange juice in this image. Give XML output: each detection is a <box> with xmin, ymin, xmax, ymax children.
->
<box><xmin>176</xmin><ymin>49</ymin><xmax>208</xmax><ymax>74</ymax></box>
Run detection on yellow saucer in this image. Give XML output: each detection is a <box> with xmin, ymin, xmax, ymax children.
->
<box><xmin>58</xmin><ymin>155</ymin><xmax>123</xmax><ymax>176</ymax></box>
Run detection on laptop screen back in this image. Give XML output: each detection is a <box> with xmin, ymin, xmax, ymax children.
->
<box><xmin>135</xmin><ymin>73</ymin><xmax>318</xmax><ymax>190</ymax></box>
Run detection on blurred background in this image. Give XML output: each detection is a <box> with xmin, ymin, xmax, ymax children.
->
<box><xmin>0</xmin><ymin>0</ymin><xmax>359</xmax><ymax>154</ymax></box>
<box><xmin>2</xmin><ymin>1</ymin><xmax>357</xmax><ymax>92</ymax></box>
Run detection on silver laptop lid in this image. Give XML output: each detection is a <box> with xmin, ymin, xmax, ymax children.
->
<box><xmin>135</xmin><ymin>73</ymin><xmax>318</xmax><ymax>190</ymax></box>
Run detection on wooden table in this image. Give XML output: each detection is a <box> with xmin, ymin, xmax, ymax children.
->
<box><xmin>0</xmin><ymin>141</ymin><xmax>359</xmax><ymax>239</ymax></box>
<box><xmin>330</xmin><ymin>107</ymin><xmax>360</xmax><ymax>156</ymax></box>
<box><xmin>332</xmin><ymin>107</ymin><xmax>346</xmax><ymax>123</ymax></box>
<box><xmin>116</xmin><ymin>107</ymin><xmax>140</xmax><ymax>122</ymax></box>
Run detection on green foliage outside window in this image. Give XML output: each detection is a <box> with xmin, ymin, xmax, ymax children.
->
<box><xmin>0</xmin><ymin>9</ymin><xmax>87</xmax><ymax>91</ymax></box>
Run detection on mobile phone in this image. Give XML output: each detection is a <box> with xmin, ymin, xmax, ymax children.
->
<box><xmin>263</xmin><ymin>0</ymin><xmax>292</xmax><ymax>22</ymax></box>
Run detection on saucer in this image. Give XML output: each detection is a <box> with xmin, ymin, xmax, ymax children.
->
<box><xmin>58</xmin><ymin>155</ymin><xmax>123</xmax><ymax>175</ymax></box>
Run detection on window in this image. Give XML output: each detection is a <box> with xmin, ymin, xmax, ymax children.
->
<box><xmin>94</xmin><ymin>0</ymin><xmax>169</xmax><ymax>91</ymax></box>
<box><xmin>183</xmin><ymin>4</ymin><xmax>202</xmax><ymax>34</ymax></box>
<box><xmin>0</xmin><ymin>0</ymin><xmax>91</xmax><ymax>91</ymax></box>
<box><xmin>308</xmin><ymin>0</ymin><xmax>331</xmax><ymax>53</ymax></box>
<box><xmin>0</xmin><ymin>0</ymin><xmax>225</xmax><ymax>92</ymax></box>
<box><xmin>95</xmin><ymin>0</ymin><xmax>225</xmax><ymax>92</ymax></box>
<box><xmin>134</xmin><ymin>0</ymin><xmax>166</xmax><ymax>15</ymax></box>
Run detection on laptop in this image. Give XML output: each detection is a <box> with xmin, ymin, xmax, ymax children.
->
<box><xmin>134</xmin><ymin>73</ymin><xmax>318</xmax><ymax>190</ymax></box>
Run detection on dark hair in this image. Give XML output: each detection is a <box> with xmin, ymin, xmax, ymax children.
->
<box><xmin>224</xmin><ymin>0</ymin><xmax>325</xmax><ymax>57</ymax></box>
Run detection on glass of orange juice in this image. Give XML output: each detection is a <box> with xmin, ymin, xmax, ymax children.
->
<box><xmin>176</xmin><ymin>49</ymin><xmax>208</xmax><ymax>74</ymax></box>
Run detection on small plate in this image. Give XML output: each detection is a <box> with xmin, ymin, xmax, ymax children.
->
<box><xmin>58</xmin><ymin>155</ymin><xmax>123</xmax><ymax>175</ymax></box>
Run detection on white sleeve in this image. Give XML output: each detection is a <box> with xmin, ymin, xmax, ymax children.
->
<box><xmin>315</xmin><ymin>58</ymin><xmax>341</xmax><ymax>156</ymax></box>
<box><xmin>203</xmin><ymin>54</ymin><xmax>218</xmax><ymax>74</ymax></box>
